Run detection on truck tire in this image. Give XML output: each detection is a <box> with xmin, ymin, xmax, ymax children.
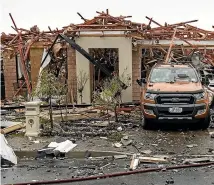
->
<box><xmin>197</xmin><ymin>114</ymin><xmax>210</xmax><ymax>130</ymax></box>
<box><xmin>141</xmin><ymin>117</ymin><xmax>151</xmax><ymax>130</ymax></box>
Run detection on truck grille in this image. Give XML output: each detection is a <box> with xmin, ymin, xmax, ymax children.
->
<box><xmin>158</xmin><ymin>110</ymin><xmax>193</xmax><ymax>116</ymax></box>
<box><xmin>155</xmin><ymin>94</ymin><xmax>195</xmax><ymax>104</ymax></box>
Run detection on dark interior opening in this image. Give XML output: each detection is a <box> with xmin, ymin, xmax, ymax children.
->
<box><xmin>1</xmin><ymin>58</ymin><xmax>5</xmax><ymax>100</ymax></box>
<box><xmin>89</xmin><ymin>48</ymin><xmax>119</xmax><ymax>95</ymax></box>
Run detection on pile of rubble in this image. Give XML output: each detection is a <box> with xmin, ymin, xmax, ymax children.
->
<box><xmin>2</xmin><ymin>10</ymin><xmax>214</xmax><ymax>48</ymax></box>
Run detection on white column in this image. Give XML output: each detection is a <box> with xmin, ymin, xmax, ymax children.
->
<box><xmin>25</xmin><ymin>101</ymin><xmax>41</xmax><ymax>137</ymax></box>
<box><xmin>119</xmin><ymin>38</ymin><xmax>132</xmax><ymax>102</ymax></box>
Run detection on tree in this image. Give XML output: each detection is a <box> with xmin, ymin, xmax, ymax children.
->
<box><xmin>32</xmin><ymin>70</ymin><xmax>66</xmax><ymax>130</ymax></box>
<box><xmin>93</xmin><ymin>69</ymin><xmax>131</xmax><ymax>122</ymax></box>
<box><xmin>77</xmin><ymin>70</ymin><xmax>89</xmax><ymax>104</ymax></box>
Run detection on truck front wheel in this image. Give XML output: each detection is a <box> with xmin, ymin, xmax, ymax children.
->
<box><xmin>141</xmin><ymin>117</ymin><xmax>151</xmax><ymax>130</ymax></box>
<box><xmin>197</xmin><ymin>115</ymin><xmax>210</xmax><ymax>130</ymax></box>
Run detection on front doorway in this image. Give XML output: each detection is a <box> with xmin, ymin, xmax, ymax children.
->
<box><xmin>89</xmin><ymin>48</ymin><xmax>119</xmax><ymax>100</ymax></box>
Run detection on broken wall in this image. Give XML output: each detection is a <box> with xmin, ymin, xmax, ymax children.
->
<box><xmin>132</xmin><ymin>45</ymin><xmax>142</xmax><ymax>101</ymax></box>
<box><xmin>3</xmin><ymin>53</ymin><xmax>17</xmax><ymax>100</ymax></box>
<box><xmin>75</xmin><ymin>37</ymin><xmax>133</xmax><ymax>104</ymax></box>
<box><xmin>67</xmin><ymin>46</ymin><xmax>77</xmax><ymax>103</ymax></box>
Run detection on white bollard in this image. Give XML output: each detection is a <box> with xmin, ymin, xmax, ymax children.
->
<box><xmin>25</xmin><ymin>101</ymin><xmax>41</xmax><ymax>137</ymax></box>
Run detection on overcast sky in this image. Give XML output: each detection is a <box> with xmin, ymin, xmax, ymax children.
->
<box><xmin>1</xmin><ymin>0</ymin><xmax>214</xmax><ymax>34</ymax></box>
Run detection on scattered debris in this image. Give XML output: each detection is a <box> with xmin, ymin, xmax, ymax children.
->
<box><xmin>113</xmin><ymin>155</ymin><xmax>128</xmax><ymax>159</ymax></box>
<box><xmin>130</xmin><ymin>154</ymin><xmax>140</xmax><ymax>170</ymax></box>
<box><xmin>0</xmin><ymin>134</ymin><xmax>17</xmax><ymax>166</ymax></box>
<box><xmin>209</xmin><ymin>132</ymin><xmax>214</xmax><ymax>138</ymax></box>
<box><xmin>166</xmin><ymin>179</ymin><xmax>175</xmax><ymax>184</ymax></box>
<box><xmin>52</xmin><ymin>140</ymin><xmax>77</xmax><ymax>155</ymax></box>
<box><xmin>172</xmin><ymin>169</ymin><xmax>178</xmax><ymax>172</ymax></box>
<box><xmin>186</xmin><ymin>144</ymin><xmax>198</xmax><ymax>148</ymax></box>
<box><xmin>114</xmin><ymin>142</ymin><xmax>122</xmax><ymax>148</ymax></box>
<box><xmin>122</xmin><ymin>135</ymin><xmax>129</xmax><ymax>140</ymax></box>
<box><xmin>121</xmin><ymin>138</ymin><xmax>133</xmax><ymax>146</ymax></box>
<box><xmin>33</xmin><ymin>140</ymin><xmax>40</xmax><ymax>144</ymax></box>
<box><xmin>28</xmin><ymin>136</ymin><xmax>33</xmax><ymax>141</ymax></box>
<box><xmin>141</xmin><ymin>150</ymin><xmax>152</xmax><ymax>155</ymax></box>
<box><xmin>151</xmin><ymin>144</ymin><xmax>158</xmax><ymax>147</ymax></box>
<box><xmin>117</xmin><ymin>126</ymin><xmax>123</xmax><ymax>132</ymax></box>
<box><xmin>37</xmin><ymin>140</ymin><xmax>77</xmax><ymax>158</ymax></box>
<box><xmin>139</xmin><ymin>156</ymin><xmax>168</xmax><ymax>163</ymax></box>
<box><xmin>0</xmin><ymin>110</ymin><xmax>9</xmax><ymax>115</ymax></box>
<box><xmin>208</xmin><ymin>148</ymin><xmax>214</xmax><ymax>153</ymax></box>
<box><xmin>183</xmin><ymin>157</ymin><xmax>213</xmax><ymax>164</ymax></box>
<box><xmin>100</xmin><ymin>163</ymin><xmax>111</xmax><ymax>170</ymax></box>
<box><xmin>91</xmin><ymin>121</ymin><xmax>109</xmax><ymax>127</ymax></box>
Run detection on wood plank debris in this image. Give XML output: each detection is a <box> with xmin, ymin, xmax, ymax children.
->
<box><xmin>139</xmin><ymin>156</ymin><xmax>168</xmax><ymax>163</ymax></box>
<box><xmin>186</xmin><ymin>144</ymin><xmax>198</xmax><ymax>148</ymax></box>
<box><xmin>130</xmin><ymin>154</ymin><xmax>140</xmax><ymax>170</ymax></box>
<box><xmin>183</xmin><ymin>157</ymin><xmax>214</xmax><ymax>164</ymax></box>
<box><xmin>0</xmin><ymin>123</ymin><xmax>25</xmax><ymax>134</ymax></box>
<box><xmin>113</xmin><ymin>154</ymin><xmax>128</xmax><ymax>159</ymax></box>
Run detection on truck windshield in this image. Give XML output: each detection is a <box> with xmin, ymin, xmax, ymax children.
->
<box><xmin>149</xmin><ymin>67</ymin><xmax>198</xmax><ymax>83</ymax></box>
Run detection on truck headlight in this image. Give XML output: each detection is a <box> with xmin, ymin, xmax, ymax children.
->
<box><xmin>145</xmin><ymin>93</ymin><xmax>156</xmax><ymax>100</ymax></box>
<box><xmin>208</xmin><ymin>92</ymin><xmax>214</xmax><ymax>105</ymax></box>
<box><xmin>194</xmin><ymin>92</ymin><xmax>205</xmax><ymax>100</ymax></box>
<box><xmin>196</xmin><ymin>109</ymin><xmax>206</xmax><ymax>115</ymax></box>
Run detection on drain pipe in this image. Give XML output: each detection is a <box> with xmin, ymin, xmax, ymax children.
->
<box><xmin>10</xmin><ymin>162</ymin><xmax>214</xmax><ymax>185</ymax></box>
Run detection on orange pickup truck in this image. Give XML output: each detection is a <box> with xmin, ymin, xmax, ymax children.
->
<box><xmin>137</xmin><ymin>63</ymin><xmax>210</xmax><ymax>129</ymax></box>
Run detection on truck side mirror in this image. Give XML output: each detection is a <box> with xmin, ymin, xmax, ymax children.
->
<box><xmin>201</xmin><ymin>80</ymin><xmax>205</xmax><ymax>85</ymax></box>
<box><xmin>136</xmin><ymin>79</ymin><xmax>141</xmax><ymax>86</ymax></box>
<box><xmin>142</xmin><ymin>78</ymin><xmax>147</xmax><ymax>84</ymax></box>
<box><xmin>136</xmin><ymin>78</ymin><xmax>146</xmax><ymax>86</ymax></box>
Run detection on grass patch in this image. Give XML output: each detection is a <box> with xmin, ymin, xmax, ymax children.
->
<box><xmin>108</xmin><ymin>132</ymin><xmax>123</xmax><ymax>142</ymax></box>
<box><xmin>9</xmin><ymin>132</ymin><xmax>25</xmax><ymax>137</ymax></box>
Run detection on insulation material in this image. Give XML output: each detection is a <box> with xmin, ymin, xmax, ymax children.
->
<box><xmin>33</xmin><ymin>48</ymin><xmax>51</xmax><ymax>100</ymax></box>
<box><xmin>39</xmin><ymin>48</ymin><xmax>51</xmax><ymax>75</ymax></box>
<box><xmin>0</xmin><ymin>133</ymin><xmax>17</xmax><ymax>166</ymax></box>
<box><xmin>17</xmin><ymin>55</ymin><xmax>24</xmax><ymax>79</ymax></box>
<box><xmin>37</xmin><ymin>140</ymin><xmax>77</xmax><ymax>158</ymax></box>
<box><xmin>48</xmin><ymin>140</ymin><xmax>77</xmax><ymax>153</ymax></box>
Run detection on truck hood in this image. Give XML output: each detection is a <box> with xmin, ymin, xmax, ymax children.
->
<box><xmin>147</xmin><ymin>82</ymin><xmax>203</xmax><ymax>93</ymax></box>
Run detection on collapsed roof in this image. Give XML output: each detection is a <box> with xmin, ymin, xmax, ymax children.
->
<box><xmin>0</xmin><ymin>10</ymin><xmax>214</xmax><ymax>98</ymax></box>
<box><xmin>1</xmin><ymin>9</ymin><xmax>214</xmax><ymax>50</ymax></box>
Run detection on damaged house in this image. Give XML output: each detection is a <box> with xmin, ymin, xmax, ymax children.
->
<box><xmin>1</xmin><ymin>10</ymin><xmax>214</xmax><ymax>104</ymax></box>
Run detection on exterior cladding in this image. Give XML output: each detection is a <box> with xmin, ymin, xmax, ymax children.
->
<box><xmin>132</xmin><ymin>46</ymin><xmax>142</xmax><ymax>101</ymax></box>
<box><xmin>3</xmin><ymin>55</ymin><xmax>17</xmax><ymax>100</ymax></box>
<box><xmin>67</xmin><ymin>46</ymin><xmax>77</xmax><ymax>103</ymax></box>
